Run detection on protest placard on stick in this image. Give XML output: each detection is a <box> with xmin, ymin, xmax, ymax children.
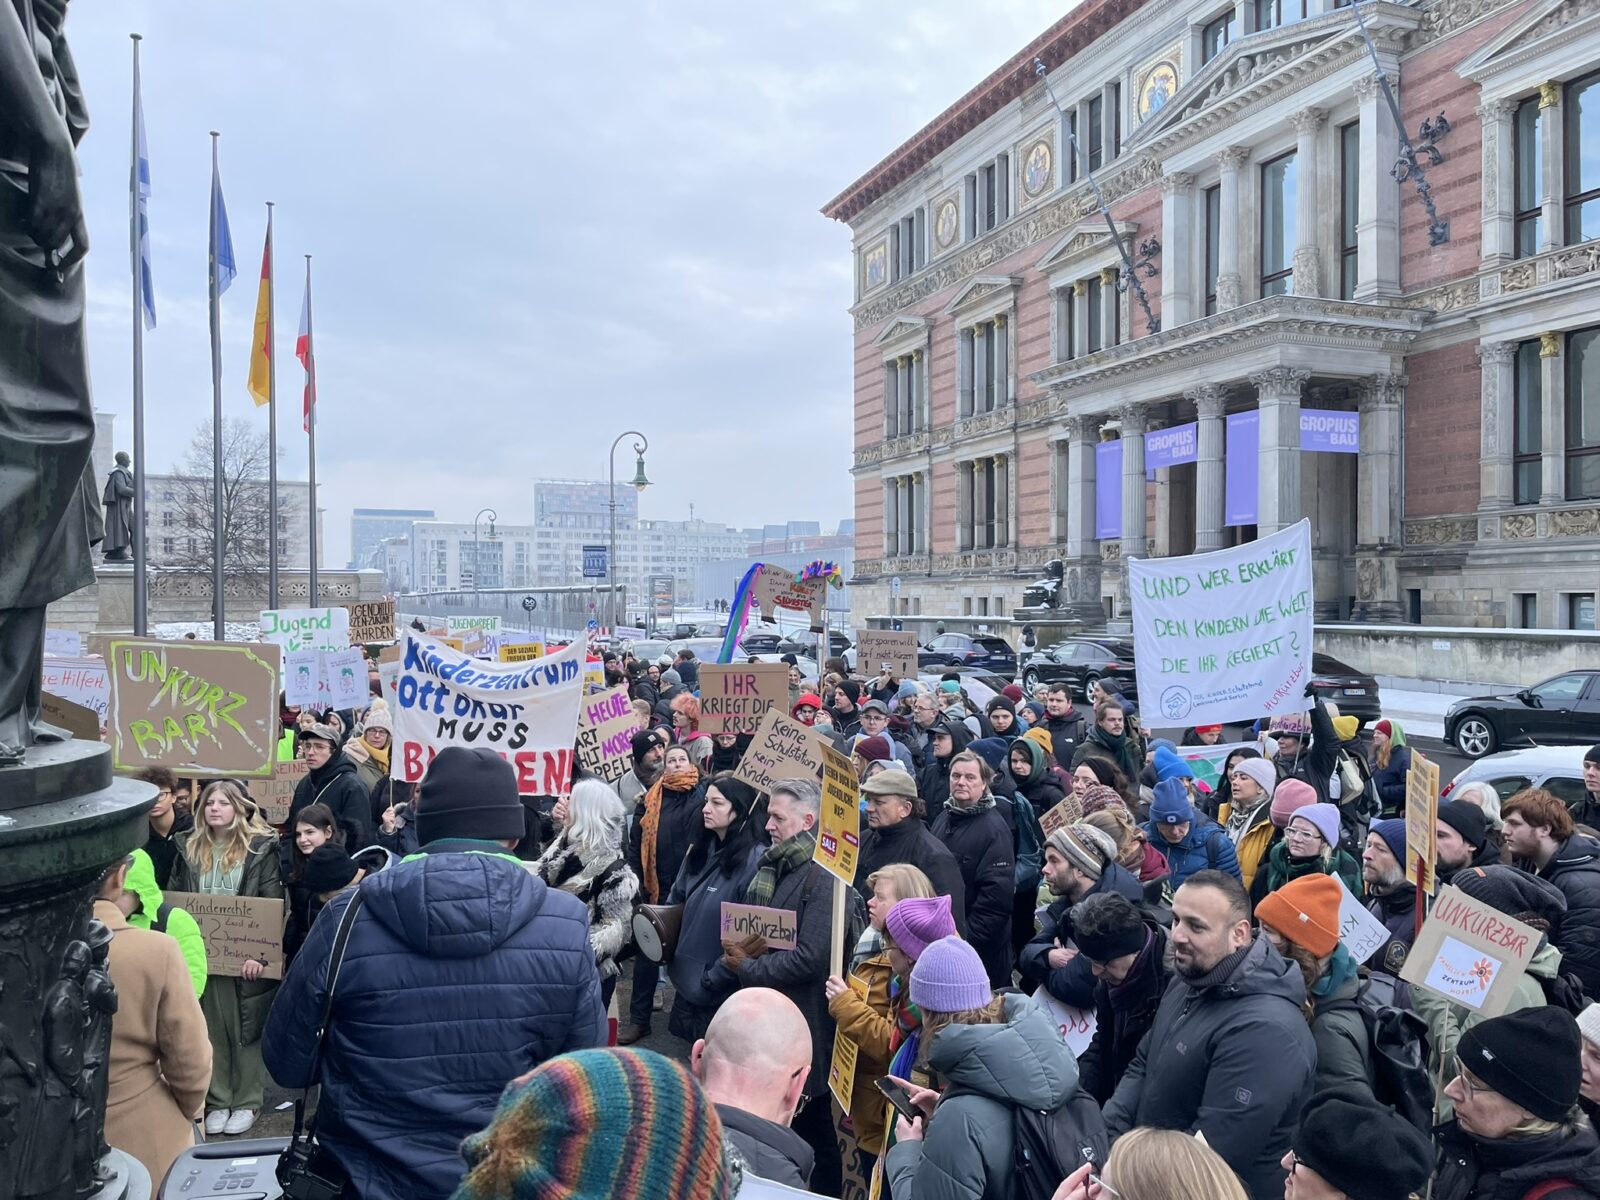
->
<box><xmin>734</xmin><ymin>708</ymin><xmax>825</xmax><ymax>795</ymax></box>
<box><xmin>699</xmin><ymin>664</ymin><xmax>788</xmax><ymax>735</ymax></box>
<box><xmin>165</xmin><ymin>892</ymin><xmax>287</xmax><ymax>980</ymax></box>
<box><xmin>1400</xmin><ymin>885</ymin><xmax>1540</xmax><ymax>1018</ymax></box>
<box><xmin>256</xmin><ymin>758</ymin><xmax>310</xmax><ymax>824</ymax></box>
<box><xmin>42</xmin><ymin>691</ymin><xmax>100</xmax><ymax>741</ymax></box>
<box><xmin>343</xmin><ymin>599</ymin><xmax>396</xmax><ymax>645</ymax></box>
<box><xmin>816</xmin><ymin>742</ymin><xmax>860</xmax><ymax>887</ymax></box>
<box><xmin>1405</xmin><ymin>756</ymin><xmax>1441</xmax><ymax>894</ymax></box>
<box><xmin>259</xmin><ymin>607</ymin><xmax>350</xmax><ymax>653</ymax></box>
<box><xmin>719</xmin><ymin>903</ymin><xmax>798</xmax><ymax>950</ymax></box>
<box><xmin>855</xmin><ymin>630</ymin><xmax>917</xmax><ymax>680</ymax></box>
<box><xmin>575</xmin><ymin>686</ymin><xmax>637</xmax><ymax>786</ymax></box>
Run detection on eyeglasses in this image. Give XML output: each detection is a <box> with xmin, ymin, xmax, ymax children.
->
<box><xmin>1453</xmin><ymin>1059</ymin><xmax>1486</xmax><ymax>1101</ymax></box>
<box><xmin>1285</xmin><ymin>1151</ymin><xmax>1302</xmax><ymax>1174</ymax></box>
<box><xmin>1284</xmin><ymin>825</ymin><xmax>1322</xmax><ymax>843</ymax></box>
<box><xmin>1089</xmin><ymin>1173</ymin><xmax>1122</xmax><ymax>1198</ymax></box>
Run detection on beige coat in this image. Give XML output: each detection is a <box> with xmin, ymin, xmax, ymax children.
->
<box><xmin>95</xmin><ymin>899</ymin><xmax>213</xmax><ymax>1187</ymax></box>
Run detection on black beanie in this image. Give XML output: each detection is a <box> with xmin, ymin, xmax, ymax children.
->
<box><xmin>631</xmin><ymin>730</ymin><xmax>659</xmax><ymax>767</ymax></box>
<box><xmin>1292</xmin><ymin>1087</ymin><xmax>1433</xmax><ymax>1200</ymax></box>
<box><xmin>837</xmin><ymin>679</ymin><xmax>861</xmax><ymax>706</ymax></box>
<box><xmin>986</xmin><ymin>696</ymin><xmax>1017</xmax><ymax>717</ymax></box>
<box><xmin>415</xmin><ymin>747</ymin><xmax>526</xmax><ymax>845</ymax></box>
<box><xmin>1438</xmin><ymin>799</ymin><xmax>1489</xmax><ymax>851</ymax></box>
<box><xmin>1586</xmin><ymin>744</ymin><xmax>1600</xmax><ymax>767</ymax></box>
<box><xmin>303</xmin><ymin>844</ymin><xmax>359</xmax><ymax>895</ymax></box>
<box><xmin>1458</xmin><ymin>1006</ymin><xmax>1582</xmax><ymax>1120</ymax></box>
<box><xmin>1453</xmin><ymin>864</ymin><xmax>1568</xmax><ymax>927</ymax></box>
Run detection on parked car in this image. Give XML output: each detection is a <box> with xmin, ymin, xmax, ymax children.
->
<box><xmin>1446</xmin><ymin>669</ymin><xmax>1600</xmax><ymax>758</ymax></box>
<box><xmin>916</xmin><ymin>633</ymin><xmax>1017</xmax><ymax>674</ymax></box>
<box><xmin>1442</xmin><ymin>745</ymin><xmax>1592</xmax><ymax>811</ymax></box>
<box><xmin>1306</xmin><ymin>655</ymin><xmax>1382</xmax><ymax>726</ymax></box>
<box><xmin>622</xmin><ymin>639</ymin><xmax>672</xmax><ymax>664</ymax></box>
<box><xmin>776</xmin><ymin>629</ymin><xmax>854</xmax><ymax>662</ymax></box>
<box><xmin>737</xmin><ymin>631</ymin><xmax>784</xmax><ymax>654</ymax></box>
<box><xmin>1021</xmin><ymin>638</ymin><xmax>1139</xmax><ymax>700</ymax></box>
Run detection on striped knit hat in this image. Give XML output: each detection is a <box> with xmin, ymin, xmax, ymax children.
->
<box><xmin>454</xmin><ymin>1049</ymin><xmax>738</xmax><ymax>1200</ymax></box>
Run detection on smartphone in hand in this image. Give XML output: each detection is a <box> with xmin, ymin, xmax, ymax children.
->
<box><xmin>875</xmin><ymin>1077</ymin><xmax>922</xmax><ymax>1123</ymax></box>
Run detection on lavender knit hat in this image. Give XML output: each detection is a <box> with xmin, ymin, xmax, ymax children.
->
<box><xmin>909</xmin><ymin>937</ymin><xmax>992</xmax><ymax>1014</ymax></box>
<box><xmin>884</xmin><ymin>894</ymin><xmax>957</xmax><ymax>961</ymax></box>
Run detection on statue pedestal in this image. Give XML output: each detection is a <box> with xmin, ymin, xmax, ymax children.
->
<box><xmin>0</xmin><ymin>740</ymin><xmax>156</xmax><ymax>1200</ymax></box>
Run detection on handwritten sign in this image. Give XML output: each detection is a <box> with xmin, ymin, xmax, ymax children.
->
<box><xmin>42</xmin><ymin>655</ymin><xmax>109</xmax><ymax>720</ymax></box>
<box><xmin>698</xmin><ymin>663</ymin><xmax>788</xmax><ymax>735</ymax></box>
<box><xmin>575</xmin><ymin>685</ymin><xmax>637</xmax><ymax>786</ymax></box>
<box><xmin>256</xmin><ymin>758</ymin><xmax>310</xmax><ymax>824</ymax></box>
<box><xmin>446</xmin><ymin>614</ymin><xmax>501</xmax><ymax>637</ymax></box>
<box><xmin>498</xmin><ymin>641</ymin><xmax>546</xmax><ymax>664</ymax></box>
<box><xmin>44</xmin><ymin>627</ymin><xmax>83</xmax><ymax>657</ymax></box>
<box><xmin>108</xmin><ymin>639</ymin><xmax>281</xmax><ymax>778</ymax></box>
<box><xmin>856</xmin><ymin>630</ymin><xmax>917</xmax><ymax>680</ymax></box>
<box><xmin>734</xmin><ymin>708</ymin><xmax>825</xmax><ymax>795</ymax></box>
<box><xmin>42</xmin><ymin>691</ymin><xmax>101</xmax><ymax>741</ymax></box>
<box><xmin>1031</xmin><ymin>991</ymin><xmax>1099</xmax><ymax>1058</ymax></box>
<box><xmin>816</xmin><ymin>742</ymin><xmax>861</xmax><ymax>886</ymax></box>
<box><xmin>1037</xmin><ymin>796</ymin><xmax>1082</xmax><ymax>840</ymax></box>
<box><xmin>1336</xmin><ymin>877</ymin><xmax>1393</xmax><ymax>964</ymax></box>
<box><xmin>1401</xmin><ymin>885</ymin><xmax>1540</xmax><ymax>1017</ymax></box>
<box><xmin>260</xmin><ymin>607</ymin><xmax>351</xmax><ymax>653</ymax></box>
<box><xmin>1128</xmin><ymin>519</ymin><xmax>1313</xmax><ymax>726</ymax></box>
<box><xmin>343</xmin><ymin>599</ymin><xmax>396</xmax><ymax>645</ymax></box>
<box><xmin>750</xmin><ymin>564</ymin><xmax>827</xmax><ymax>631</ymax></box>
<box><xmin>1405</xmin><ymin>755</ymin><xmax>1440</xmax><ymax>893</ymax></box>
<box><xmin>165</xmin><ymin>892</ymin><xmax>287</xmax><ymax>980</ymax></box>
<box><xmin>719</xmin><ymin>902</ymin><xmax>799</xmax><ymax>950</ymax></box>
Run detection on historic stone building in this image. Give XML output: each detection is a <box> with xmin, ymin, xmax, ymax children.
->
<box><xmin>828</xmin><ymin>0</ymin><xmax>1600</xmax><ymax>632</ymax></box>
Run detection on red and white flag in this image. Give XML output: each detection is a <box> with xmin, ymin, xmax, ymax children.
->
<box><xmin>296</xmin><ymin>270</ymin><xmax>316</xmax><ymax>432</ymax></box>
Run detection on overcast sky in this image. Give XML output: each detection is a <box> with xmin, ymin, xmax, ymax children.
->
<box><xmin>69</xmin><ymin>2</ymin><xmax>1063</xmax><ymax>565</ymax></box>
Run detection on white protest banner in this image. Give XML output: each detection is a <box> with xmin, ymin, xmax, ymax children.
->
<box><xmin>283</xmin><ymin>650</ymin><xmax>323</xmax><ymax>708</ymax></box>
<box><xmin>1031</xmin><ymin>991</ymin><xmax>1098</xmax><ymax>1058</ymax></box>
<box><xmin>1401</xmin><ymin>885</ymin><xmax>1541</xmax><ymax>1017</ymax></box>
<box><xmin>1335</xmin><ymin>877</ymin><xmax>1393</xmax><ymax>964</ymax></box>
<box><xmin>324</xmin><ymin>647</ymin><xmax>369</xmax><ymax>710</ymax></box>
<box><xmin>260</xmin><ymin>607</ymin><xmax>351</xmax><ymax>653</ymax></box>
<box><xmin>392</xmin><ymin>632</ymin><xmax>585</xmax><ymax>797</ymax></box>
<box><xmin>41</xmin><ymin>656</ymin><xmax>109</xmax><ymax>720</ymax></box>
<box><xmin>1128</xmin><ymin>519</ymin><xmax>1313</xmax><ymax>727</ymax></box>
<box><xmin>44</xmin><ymin>628</ymin><xmax>83</xmax><ymax>657</ymax></box>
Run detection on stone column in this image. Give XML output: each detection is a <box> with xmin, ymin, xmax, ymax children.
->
<box><xmin>1540</xmin><ymin>332</ymin><xmax>1566</xmax><ymax>504</ymax></box>
<box><xmin>957</xmin><ymin>328</ymin><xmax>974</xmax><ymax>417</ymax></box>
<box><xmin>883</xmin><ymin>478</ymin><xmax>899</xmax><ymax>557</ymax></box>
<box><xmin>1100</xmin><ymin>267</ymin><xmax>1121</xmax><ymax>347</ymax></box>
<box><xmin>903</xmin><ymin>478</ymin><xmax>917</xmax><ymax>556</ymax></box>
<box><xmin>1062</xmin><ymin>413</ymin><xmax>1105</xmax><ymax>622</ymax></box>
<box><xmin>956</xmin><ymin>461</ymin><xmax>973</xmax><ymax>551</ymax></box>
<box><xmin>1072</xmin><ymin>280</ymin><xmax>1091</xmax><ymax>356</ymax></box>
<box><xmin>1478</xmin><ymin>342</ymin><xmax>1516</xmax><ymax>513</ymax></box>
<box><xmin>910</xmin><ymin>473</ymin><xmax>924</xmax><ymax>555</ymax></box>
<box><xmin>1188</xmin><ymin>384</ymin><xmax>1227</xmax><ymax>552</ymax></box>
<box><xmin>911</xmin><ymin>349</ymin><xmax>925</xmax><ymax>431</ymax></box>
<box><xmin>1291</xmin><ymin>108</ymin><xmax>1327</xmax><ymax>297</ymax></box>
<box><xmin>1539</xmin><ymin>82</ymin><xmax>1563</xmax><ymax>253</ymax></box>
<box><xmin>1252</xmin><ymin>368</ymin><xmax>1310</xmax><ymax>534</ymax></box>
<box><xmin>1118</xmin><ymin>403</ymin><xmax>1148</xmax><ymax>559</ymax></box>
<box><xmin>1352</xmin><ymin>374</ymin><xmax>1405</xmax><ymax>622</ymax></box>
<box><xmin>1477</xmin><ymin>96</ymin><xmax>1517</xmax><ymax>268</ymax></box>
<box><xmin>975</xmin><ymin>458</ymin><xmax>992</xmax><ymax>549</ymax></box>
<box><xmin>1356</xmin><ymin>75</ymin><xmax>1403</xmax><ymax>298</ymax></box>
<box><xmin>1216</xmin><ymin>146</ymin><xmax>1247</xmax><ymax>309</ymax></box>
<box><xmin>972</xmin><ymin>323</ymin><xmax>989</xmax><ymax>414</ymax></box>
<box><xmin>995</xmin><ymin>455</ymin><xmax>1010</xmax><ymax>547</ymax></box>
<box><xmin>1161</xmin><ymin>171</ymin><xmax>1197</xmax><ymax>327</ymax></box>
<box><xmin>994</xmin><ymin>314</ymin><xmax>1011</xmax><ymax>407</ymax></box>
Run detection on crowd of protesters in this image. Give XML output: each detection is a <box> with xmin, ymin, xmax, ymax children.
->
<box><xmin>98</xmin><ymin>633</ymin><xmax>1600</xmax><ymax>1200</ymax></box>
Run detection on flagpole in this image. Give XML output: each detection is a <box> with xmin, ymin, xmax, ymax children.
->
<box><xmin>265</xmin><ymin>202</ymin><xmax>279</xmax><ymax>608</ymax></box>
<box><xmin>208</xmin><ymin>131</ymin><xmax>225</xmax><ymax>640</ymax></box>
<box><xmin>304</xmin><ymin>254</ymin><xmax>319</xmax><ymax>607</ymax></box>
<box><xmin>130</xmin><ymin>34</ymin><xmax>148</xmax><ymax>636</ymax></box>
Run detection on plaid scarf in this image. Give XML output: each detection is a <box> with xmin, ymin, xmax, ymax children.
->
<box><xmin>742</xmin><ymin>829</ymin><xmax>816</xmax><ymax>908</ymax></box>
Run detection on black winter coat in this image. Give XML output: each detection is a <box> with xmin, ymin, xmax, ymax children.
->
<box><xmin>918</xmin><ymin>720</ymin><xmax>972</xmax><ymax>811</ymax></box>
<box><xmin>855</xmin><ymin>816</ymin><xmax>968</xmax><ymax>935</ymax></box>
<box><xmin>1042</xmin><ymin>711</ymin><xmax>1086</xmax><ymax>768</ymax></box>
<box><xmin>929</xmin><ymin>799</ymin><xmax>1015</xmax><ymax>989</ymax></box>
<box><xmin>667</xmin><ymin>837</ymin><xmax>764</xmax><ymax>1008</ymax></box>
<box><xmin>1435</xmin><ymin>1120</ymin><xmax>1600</xmax><ymax>1200</ymax></box>
<box><xmin>1371</xmin><ymin>745</ymin><xmax>1412</xmax><ymax>813</ymax></box>
<box><xmin>1364</xmin><ymin>885</ymin><xmax>1418</xmax><ymax>976</ymax></box>
<box><xmin>1104</xmin><ymin>935</ymin><xmax>1316</xmax><ymax>1200</ymax></box>
<box><xmin>1539</xmin><ymin>834</ymin><xmax>1600</xmax><ymax>998</ymax></box>
<box><xmin>1077</xmin><ymin>924</ymin><xmax>1171</xmax><ymax>1104</ymax></box>
<box><xmin>627</xmin><ymin>780</ymin><xmax>705</xmax><ymax>903</ymax></box>
<box><xmin>717</xmin><ymin>1104</ymin><xmax>814</xmax><ymax>1191</ymax></box>
<box><xmin>651</xmin><ymin>683</ymin><xmax>686</xmax><ymax>728</ymax></box>
<box><xmin>1014</xmin><ymin>768</ymin><xmax>1067</xmax><ymax>818</ymax></box>
<box><xmin>1018</xmin><ymin>864</ymin><xmax>1145</xmax><ymax>1008</ymax></box>
<box><xmin>287</xmin><ymin>755</ymin><xmax>373</xmax><ymax>855</ymax></box>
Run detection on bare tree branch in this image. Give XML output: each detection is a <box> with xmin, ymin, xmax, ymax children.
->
<box><xmin>168</xmin><ymin>418</ymin><xmax>279</xmax><ymax>581</ymax></box>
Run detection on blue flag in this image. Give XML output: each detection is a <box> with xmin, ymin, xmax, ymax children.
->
<box><xmin>131</xmin><ymin>55</ymin><xmax>155</xmax><ymax>329</ymax></box>
<box><xmin>209</xmin><ymin>140</ymin><xmax>236</xmax><ymax>296</ymax></box>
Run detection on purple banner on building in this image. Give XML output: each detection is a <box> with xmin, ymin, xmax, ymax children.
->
<box><xmin>1225</xmin><ymin>410</ymin><xmax>1259</xmax><ymax>527</ymax></box>
<box><xmin>1300</xmin><ymin>408</ymin><xmax>1360</xmax><ymax>452</ymax></box>
<box><xmin>1144</xmin><ymin>421</ymin><xmax>1198</xmax><ymax>479</ymax></box>
<box><xmin>1095</xmin><ymin>439</ymin><xmax>1122</xmax><ymax>540</ymax></box>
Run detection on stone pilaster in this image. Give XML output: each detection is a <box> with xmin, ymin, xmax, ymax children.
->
<box><xmin>1356</xmin><ymin>75</ymin><xmax>1403</xmax><ymax>298</ymax></box>
<box><xmin>1251</xmin><ymin>368</ymin><xmax>1310</xmax><ymax>534</ymax></box>
<box><xmin>1478</xmin><ymin>342</ymin><xmax>1516</xmax><ymax>514</ymax></box>
<box><xmin>1161</xmin><ymin>171</ymin><xmax>1196</xmax><ymax>328</ymax></box>
<box><xmin>1477</xmin><ymin>96</ymin><xmax>1516</xmax><ymax>268</ymax></box>
<box><xmin>1352</xmin><ymin>374</ymin><xmax>1406</xmax><ymax>622</ymax></box>
<box><xmin>1291</xmin><ymin>108</ymin><xmax>1327</xmax><ymax>297</ymax></box>
<box><xmin>1061</xmin><ymin>414</ymin><xmax>1104</xmax><ymax>622</ymax></box>
<box><xmin>1540</xmin><ymin>331</ymin><xmax>1565</xmax><ymax>504</ymax></box>
<box><xmin>1215</xmin><ymin>146</ymin><xmax>1247</xmax><ymax>309</ymax></box>
<box><xmin>1539</xmin><ymin>82</ymin><xmax>1563</xmax><ymax>254</ymax></box>
<box><xmin>1117</xmin><ymin>404</ymin><xmax>1148</xmax><ymax>611</ymax></box>
<box><xmin>1189</xmin><ymin>385</ymin><xmax>1227</xmax><ymax>553</ymax></box>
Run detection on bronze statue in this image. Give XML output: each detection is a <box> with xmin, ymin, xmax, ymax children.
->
<box><xmin>0</xmin><ymin>0</ymin><xmax>98</xmax><ymax>763</ymax></box>
<box><xmin>18</xmin><ymin>940</ymin><xmax>89</xmax><ymax>1200</ymax></box>
<box><xmin>77</xmin><ymin>923</ymin><xmax>117</xmax><ymax>1193</ymax></box>
<box><xmin>101</xmin><ymin>452</ymin><xmax>133</xmax><ymax>562</ymax></box>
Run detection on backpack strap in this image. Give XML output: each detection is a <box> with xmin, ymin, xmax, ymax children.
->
<box><xmin>151</xmin><ymin>901</ymin><xmax>172</xmax><ymax>934</ymax></box>
<box><xmin>1522</xmin><ymin>1181</ymin><xmax>1580</xmax><ymax>1200</ymax></box>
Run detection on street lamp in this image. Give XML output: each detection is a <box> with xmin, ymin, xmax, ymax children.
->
<box><xmin>472</xmin><ymin>507</ymin><xmax>497</xmax><ymax>609</ymax></box>
<box><xmin>608</xmin><ymin>432</ymin><xmax>650</xmax><ymax>632</ymax></box>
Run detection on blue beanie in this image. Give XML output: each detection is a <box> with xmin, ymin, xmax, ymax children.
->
<box><xmin>1152</xmin><ymin>745</ymin><xmax>1193</xmax><ymax>783</ymax></box>
<box><xmin>1371</xmin><ymin>818</ymin><xmax>1407</xmax><ymax>864</ymax></box>
<box><xmin>1150</xmin><ymin>778</ymin><xmax>1194</xmax><ymax>825</ymax></box>
<box><xmin>969</xmin><ymin>737</ymin><xmax>1010</xmax><ymax>772</ymax></box>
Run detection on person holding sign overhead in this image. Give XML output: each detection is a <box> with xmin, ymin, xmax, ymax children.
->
<box><xmin>171</xmin><ymin>779</ymin><xmax>283</xmax><ymax>1137</ymax></box>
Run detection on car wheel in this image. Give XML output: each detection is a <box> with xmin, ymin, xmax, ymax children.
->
<box><xmin>1454</xmin><ymin>716</ymin><xmax>1497</xmax><ymax>759</ymax></box>
<box><xmin>1083</xmin><ymin>672</ymin><xmax>1101</xmax><ymax>700</ymax></box>
<box><xmin>1022</xmin><ymin>668</ymin><xmax>1040</xmax><ymax>691</ymax></box>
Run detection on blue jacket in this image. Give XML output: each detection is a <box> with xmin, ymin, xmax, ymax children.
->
<box><xmin>262</xmin><ymin>840</ymin><xmax>606</xmax><ymax>1200</ymax></box>
<box><xmin>1143</xmin><ymin>814</ymin><xmax>1241</xmax><ymax>888</ymax></box>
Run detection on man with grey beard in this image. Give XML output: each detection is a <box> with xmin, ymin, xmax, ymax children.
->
<box><xmin>1361</xmin><ymin>819</ymin><xmax>1416</xmax><ymax>976</ymax></box>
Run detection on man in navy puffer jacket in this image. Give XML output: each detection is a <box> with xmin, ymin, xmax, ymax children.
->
<box><xmin>264</xmin><ymin>747</ymin><xmax>606</xmax><ymax>1200</ymax></box>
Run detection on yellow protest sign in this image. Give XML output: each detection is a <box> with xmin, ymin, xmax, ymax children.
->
<box><xmin>498</xmin><ymin>641</ymin><xmax>546</xmax><ymax>663</ymax></box>
<box><xmin>815</xmin><ymin>742</ymin><xmax>860</xmax><ymax>885</ymax></box>
<box><xmin>828</xmin><ymin>1029</ymin><xmax>859</xmax><ymax>1113</ymax></box>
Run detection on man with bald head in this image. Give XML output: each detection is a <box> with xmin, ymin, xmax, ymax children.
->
<box><xmin>690</xmin><ymin>987</ymin><xmax>815</xmax><ymax>1189</ymax></box>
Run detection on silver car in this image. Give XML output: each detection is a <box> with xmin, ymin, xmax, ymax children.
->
<box><xmin>1443</xmin><ymin>745</ymin><xmax>1591</xmax><ymax>811</ymax></box>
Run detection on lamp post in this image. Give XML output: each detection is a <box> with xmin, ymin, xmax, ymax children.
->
<box><xmin>608</xmin><ymin>432</ymin><xmax>650</xmax><ymax>632</ymax></box>
<box><xmin>472</xmin><ymin>507</ymin><xmax>497</xmax><ymax>609</ymax></box>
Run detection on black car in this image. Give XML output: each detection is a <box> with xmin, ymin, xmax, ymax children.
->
<box><xmin>1446</xmin><ymin>669</ymin><xmax>1600</xmax><ymax>759</ymax></box>
<box><xmin>737</xmin><ymin>631</ymin><xmax>784</xmax><ymax>654</ymax></box>
<box><xmin>1021</xmin><ymin>638</ymin><xmax>1138</xmax><ymax>700</ymax></box>
<box><xmin>775</xmin><ymin>629</ymin><xmax>853</xmax><ymax>661</ymax></box>
<box><xmin>917</xmin><ymin>633</ymin><xmax>1017</xmax><ymax>674</ymax></box>
<box><xmin>1305</xmin><ymin>654</ymin><xmax>1382</xmax><ymax>725</ymax></box>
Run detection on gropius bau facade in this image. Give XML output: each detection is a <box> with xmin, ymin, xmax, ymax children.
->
<box><xmin>828</xmin><ymin>0</ymin><xmax>1600</xmax><ymax>632</ymax></box>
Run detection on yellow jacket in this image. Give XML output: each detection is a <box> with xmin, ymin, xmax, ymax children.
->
<box><xmin>826</xmin><ymin>952</ymin><xmax>895</xmax><ymax>1154</ymax></box>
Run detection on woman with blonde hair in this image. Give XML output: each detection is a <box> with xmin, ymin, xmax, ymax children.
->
<box><xmin>1084</xmin><ymin>806</ymin><xmax>1168</xmax><ymax>884</ymax></box>
<box><xmin>171</xmin><ymin>779</ymin><xmax>282</xmax><ymax>1136</ymax></box>
<box><xmin>1053</xmin><ymin>1127</ymin><xmax>1248</xmax><ymax>1199</ymax></box>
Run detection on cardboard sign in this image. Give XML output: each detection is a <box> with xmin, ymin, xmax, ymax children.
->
<box><xmin>734</xmin><ymin>708</ymin><xmax>825</xmax><ymax>794</ymax></box>
<box><xmin>719</xmin><ymin>902</ymin><xmax>799</xmax><ymax>950</ymax></box>
<box><xmin>698</xmin><ymin>663</ymin><xmax>788</xmax><ymax>735</ymax></box>
<box><xmin>499</xmin><ymin>641</ymin><xmax>546</xmax><ymax>664</ymax></box>
<box><xmin>165</xmin><ymin>892</ymin><xmax>287</xmax><ymax>980</ymax></box>
<box><xmin>343</xmin><ymin>599</ymin><xmax>396</xmax><ymax>645</ymax></box>
<box><xmin>1336</xmin><ymin>877</ymin><xmax>1394</xmax><ymax>964</ymax></box>
<box><xmin>750</xmin><ymin>564</ymin><xmax>827</xmax><ymax>631</ymax></box>
<box><xmin>392</xmin><ymin>633</ymin><xmax>586</xmax><ymax>797</ymax></box>
<box><xmin>1031</xmin><ymin>992</ymin><xmax>1098</xmax><ymax>1058</ymax></box>
<box><xmin>1405</xmin><ymin>756</ymin><xmax>1441</xmax><ymax>894</ymax></box>
<box><xmin>856</xmin><ymin>630</ymin><xmax>917</xmax><ymax>680</ymax></box>
<box><xmin>42</xmin><ymin>691</ymin><xmax>101</xmax><ymax>741</ymax></box>
<box><xmin>42</xmin><ymin>655</ymin><xmax>110</xmax><ymax>720</ymax></box>
<box><xmin>1037</xmin><ymin>796</ymin><xmax>1082</xmax><ymax>840</ymax></box>
<box><xmin>575</xmin><ymin>686</ymin><xmax>637</xmax><ymax>786</ymax></box>
<box><xmin>256</xmin><ymin>758</ymin><xmax>310</xmax><ymax>824</ymax></box>
<box><xmin>815</xmin><ymin>742</ymin><xmax>861</xmax><ymax>885</ymax></box>
<box><xmin>260</xmin><ymin>607</ymin><xmax>351</xmax><ymax>653</ymax></box>
<box><xmin>107</xmin><ymin>639</ymin><xmax>281</xmax><ymax>778</ymax></box>
<box><xmin>1401</xmin><ymin>885</ymin><xmax>1540</xmax><ymax>1017</ymax></box>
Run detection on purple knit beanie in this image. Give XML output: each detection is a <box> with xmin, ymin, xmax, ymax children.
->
<box><xmin>909</xmin><ymin>937</ymin><xmax>993</xmax><ymax>1014</ymax></box>
<box><xmin>1291</xmin><ymin>802</ymin><xmax>1342</xmax><ymax>849</ymax></box>
<box><xmin>884</xmin><ymin>894</ymin><xmax>957</xmax><ymax>961</ymax></box>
